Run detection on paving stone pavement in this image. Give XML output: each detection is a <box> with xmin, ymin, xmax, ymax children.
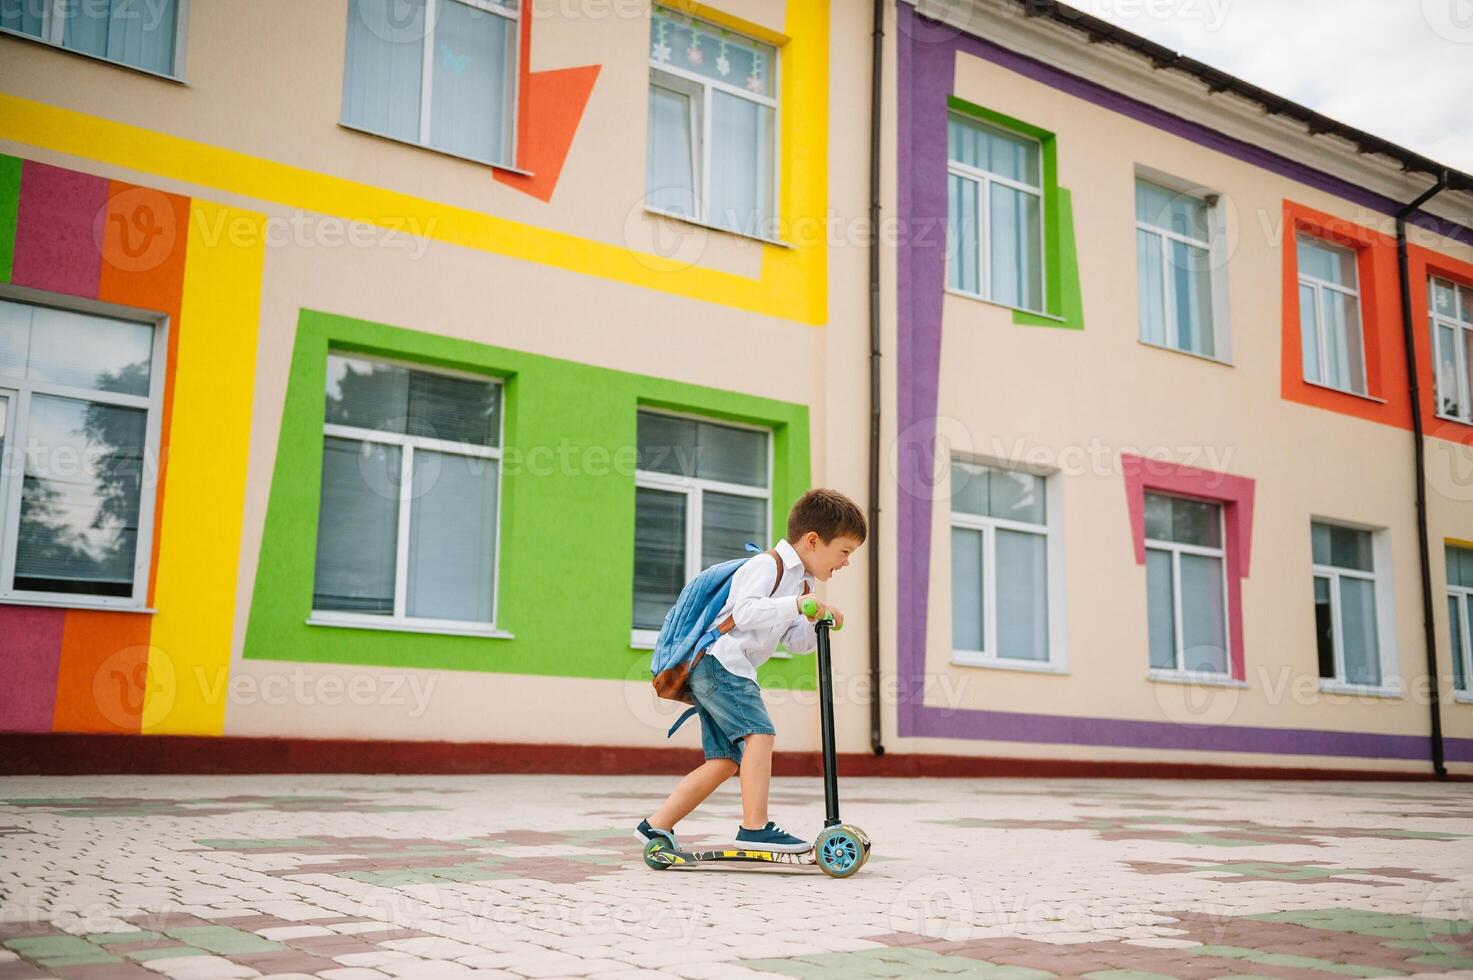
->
<box><xmin>1</xmin><ymin>775</ymin><xmax>1471</xmax><ymax>979</ymax></box>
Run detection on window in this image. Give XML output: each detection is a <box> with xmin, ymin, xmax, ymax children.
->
<box><xmin>1312</xmin><ymin>522</ymin><xmax>1384</xmax><ymax>687</ymax></box>
<box><xmin>1136</xmin><ymin>178</ymin><xmax>1221</xmax><ymax>359</ymax></box>
<box><xmin>632</xmin><ymin>411</ymin><xmax>769</xmax><ymax>635</ymax></box>
<box><xmin>1144</xmin><ymin>493</ymin><xmax>1228</xmax><ymax>675</ymax></box>
<box><xmin>1430</xmin><ymin>277</ymin><xmax>1473</xmax><ymax>422</ymax></box>
<box><xmin>1</xmin><ymin>0</ymin><xmax>184</xmax><ymax>76</ymax></box>
<box><xmin>950</xmin><ymin>461</ymin><xmax>1055</xmax><ymax>666</ymax></box>
<box><xmin>1297</xmin><ymin>235</ymin><xmax>1367</xmax><ymax>395</ymax></box>
<box><xmin>946</xmin><ymin>113</ymin><xmax>1044</xmax><ymax>313</ymax></box>
<box><xmin>646</xmin><ymin>7</ymin><xmax>776</xmax><ymax>238</ymax></box>
<box><xmin>311</xmin><ymin>353</ymin><xmax>503</xmax><ymax>633</ymax></box>
<box><xmin>1447</xmin><ymin>545</ymin><xmax>1473</xmax><ymax>694</ymax></box>
<box><xmin>0</xmin><ymin>296</ymin><xmax>163</xmax><ymax>606</ymax></box>
<box><xmin>342</xmin><ymin>0</ymin><xmax>519</xmax><ymax>167</ymax></box>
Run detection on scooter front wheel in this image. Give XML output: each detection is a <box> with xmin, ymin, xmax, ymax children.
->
<box><xmin>814</xmin><ymin>825</ymin><xmax>868</xmax><ymax>878</ymax></box>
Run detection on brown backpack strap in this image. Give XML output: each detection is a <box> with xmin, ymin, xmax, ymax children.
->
<box><xmin>715</xmin><ymin>549</ymin><xmax>787</xmax><ymax>635</ymax></box>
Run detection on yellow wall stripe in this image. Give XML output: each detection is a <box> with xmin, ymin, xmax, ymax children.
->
<box><xmin>142</xmin><ymin>201</ymin><xmax>265</xmax><ymax>735</ymax></box>
<box><xmin>0</xmin><ymin>57</ymin><xmax>827</xmax><ymax>324</ymax></box>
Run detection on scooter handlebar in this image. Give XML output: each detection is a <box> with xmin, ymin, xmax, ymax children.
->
<box><xmin>801</xmin><ymin>598</ymin><xmax>841</xmax><ymax>630</ymax></box>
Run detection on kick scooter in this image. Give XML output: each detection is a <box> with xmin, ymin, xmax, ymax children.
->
<box><xmin>642</xmin><ymin>603</ymin><xmax>871</xmax><ymax>878</ymax></box>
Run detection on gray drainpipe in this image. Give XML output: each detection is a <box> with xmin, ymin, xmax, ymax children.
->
<box><xmin>867</xmin><ymin>0</ymin><xmax>886</xmax><ymax>756</ymax></box>
<box><xmin>1394</xmin><ymin>171</ymin><xmax>1450</xmax><ymax>780</ymax></box>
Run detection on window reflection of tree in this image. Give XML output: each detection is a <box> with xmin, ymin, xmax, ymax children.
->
<box><xmin>16</xmin><ymin>362</ymin><xmax>148</xmax><ymax>597</ymax></box>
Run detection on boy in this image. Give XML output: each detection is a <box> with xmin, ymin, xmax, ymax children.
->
<box><xmin>635</xmin><ymin>489</ymin><xmax>867</xmax><ymax>853</ymax></box>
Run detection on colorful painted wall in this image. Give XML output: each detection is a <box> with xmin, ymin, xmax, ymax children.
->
<box><xmin>0</xmin><ymin>155</ymin><xmax>263</xmax><ymax>737</ymax></box>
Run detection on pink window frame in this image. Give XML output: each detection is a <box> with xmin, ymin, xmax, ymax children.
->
<box><xmin>1122</xmin><ymin>454</ymin><xmax>1256</xmax><ymax>680</ymax></box>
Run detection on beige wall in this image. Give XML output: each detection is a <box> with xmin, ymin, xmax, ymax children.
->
<box><xmin>886</xmin><ymin>45</ymin><xmax>1473</xmax><ymax>773</ymax></box>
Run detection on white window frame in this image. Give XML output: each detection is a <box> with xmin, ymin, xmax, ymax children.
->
<box><xmin>307</xmin><ymin>352</ymin><xmax>507</xmax><ymax>639</ymax></box>
<box><xmin>945</xmin><ymin>114</ymin><xmax>1047</xmax><ymax>316</ymax></box>
<box><xmin>1144</xmin><ymin>494</ymin><xmax>1231</xmax><ymax>680</ymax></box>
<box><xmin>948</xmin><ymin>460</ymin><xmax>1067</xmax><ymax>673</ymax></box>
<box><xmin>630</xmin><ymin>408</ymin><xmax>772</xmax><ymax>649</ymax></box>
<box><xmin>1447</xmin><ymin>555</ymin><xmax>1473</xmax><ymax>697</ymax></box>
<box><xmin>1134</xmin><ymin>172</ymin><xmax>1232</xmax><ymax>363</ymax></box>
<box><xmin>1311</xmin><ymin>519</ymin><xmax>1401</xmax><ymax>696</ymax></box>
<box><xmin>339</xmin><ymin>0</ymin><xmax>522</xmax><ymax>171</ymax></box>
<box><xmin>1297</xmin><ymin>236</ymin><xmax>1368</xmax><ymax>396</ymax></box>
<box><xmin>645</xmin><ymin>8</ymin><xmax>781</xmax><ymax>240</ymax></box>
<box><xmin>0</xmin><ymin>0</ymin><xmax>190</xmax><ymax>81</ymax></box>
<box><xmin>0</xmin><ymin>287</ymin><xmax>168</xmax><ymax>612</ymax></box>
<box><xmin>1430</xmin><ymin>276</ymin><xmax>1473</xmax><ymax>424</ymax></box>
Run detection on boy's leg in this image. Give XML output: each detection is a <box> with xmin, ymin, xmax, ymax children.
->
<box><xmin>738</xmin><ymin>733</ymin><xmax>774</xmax><ymax>829</ymax></box>
<box><xmin>648</xmin><ymin>757</ymin><xmax>738</xmax><ymax>831</ymax></box>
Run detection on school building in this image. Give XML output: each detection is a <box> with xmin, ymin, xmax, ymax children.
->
<box><xmin>1</xmin><ymin>0</ymin><xmax>1471</xmax><ymax>778</ymax></box>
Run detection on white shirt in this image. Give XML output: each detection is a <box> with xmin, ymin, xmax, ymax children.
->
<box><xmin>705</xmin><ymin>538</ymin><xmax>817</xmax><ymax>683</ymax></box>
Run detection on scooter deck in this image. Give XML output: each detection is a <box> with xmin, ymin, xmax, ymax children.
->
<box><xmin>645</xmin><ymin>842</ymin><xmax>815</xmax><ymax>869</ymax></box>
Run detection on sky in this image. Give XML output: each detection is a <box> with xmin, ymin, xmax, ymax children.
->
<box><xmin>1074</xmin><ymin>0</ymin><xmax>1473</xmax><ymax>175</ymax></box>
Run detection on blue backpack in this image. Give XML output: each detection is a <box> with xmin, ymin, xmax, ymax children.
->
<box><xmin>650</xmin><ymin>543</ymin><xmax>786</xmax><ymax>736</ymax></box>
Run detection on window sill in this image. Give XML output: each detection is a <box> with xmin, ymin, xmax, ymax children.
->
<box><xmin>1317</xmin><ymin>679</ymin><xmax>1403</xmax><ymax>699</ymax></box>
<box><xmin>944</xmin><ymin>287</ymin><xmax>1062</xmax><ymax>323</ymax></box>
<box><xmin>1302</xmin><ymin>379</ymin><xmax>1387</xmax><ymax>404</ymax></box>
<box><xmin>643</xmin><ymin>208</ymin><xmax>794</xmax><ymax>250</ymax></box>
<box><xmin>0</xmin><ymin>596</ymin><xmax>156</xmax><ymax>614</ymax></box>
<box><xmin>0</xmin><ymin>27</ymin><xmax>187</xmax><ymax>83</ymax></box>
<box><xmin>308</xmin><ymin>616</ymin><xmax>514</xmax><ymax>640</ymax></box>
<box><xmin>951</xmin><ymin>653</ymin><xmax>1067</xmax><ymax>675</ymax></box>
<box><xmin>1434</xmin><ymin>411</ymin><xmax>1473</xmax><ymax>428</ymax></box>
<box><xmin>1148</xmin><ymin>669</ymin><xmax>1246</xmax><ymax>688</ymax></box>
<box><xmin>1138</xmin><ymin>339</ymin><xmax>1233</xmax><ymax>367</ymax></box>
<box><xmin>1455</xmin><ymin>690</ymin><xmax>1473</xmax><ymax>704</ymax></box>
<box><xmin>338</xmin><ymin>123</ymin><xmax>534</xmax><ymax>177</ymax></box>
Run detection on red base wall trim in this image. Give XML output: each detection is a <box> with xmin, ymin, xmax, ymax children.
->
<box><xmin>0</xmin><ymin>733</ymin><xmax>1465</xmax><ymax>780</ymax></box>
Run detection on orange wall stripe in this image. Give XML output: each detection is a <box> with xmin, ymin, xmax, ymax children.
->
<box><xmin>51</xmin><ymin>610</ymin><xmax>153</xmax><ymax>734</ymax></box>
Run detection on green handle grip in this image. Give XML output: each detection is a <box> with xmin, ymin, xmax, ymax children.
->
<box><xmin>801</xmin><ymin>598</ymin><xmax>841</xmax><ymax>630</ymax></box>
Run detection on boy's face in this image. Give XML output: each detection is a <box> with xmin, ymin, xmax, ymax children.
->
<box><xmin>797</xmin><ymin>532</ymin><xmax>863</xmax><ymax>582</ymax></box>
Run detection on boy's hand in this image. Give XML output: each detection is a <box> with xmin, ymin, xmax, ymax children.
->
<box><xmin>798</xmin><ymin>597</ymin><xmax>845</xmax><ymax>629</ymax></box>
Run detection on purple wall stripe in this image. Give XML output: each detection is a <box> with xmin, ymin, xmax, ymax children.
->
<box><xmin>11</xmin><ymin>161</ymin><xmax>107</xmax><ymax>298</ymax></box>
<box><xmin>0</xmin><ymin>606</ymin><xmax>65</xmax><ymax>733</ymax></box>
<box><xmin>893</xmin><ymin>4</ymin><xmax>1469</xmax><ymax>763</ymax></box>
<box><xmin>908</xmin><ymin>704</ymin><xmax>1473</xmax><ymax>762</ymax></box>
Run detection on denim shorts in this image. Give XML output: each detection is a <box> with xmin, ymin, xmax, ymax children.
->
<box><xmin>688</xmin><ymin>652</ymin><xmax>775</xmax><ymax>767</ymax></box>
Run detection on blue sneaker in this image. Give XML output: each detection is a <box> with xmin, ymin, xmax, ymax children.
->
<box><xmin>633</xmin><ymin>819</ymin><xmax>679</xmax><ymax>850</ymax></box>
<box><xmin>735</xmin><ymin>821</ymin><xmax>811</xmax><ymax>853</ymax></box>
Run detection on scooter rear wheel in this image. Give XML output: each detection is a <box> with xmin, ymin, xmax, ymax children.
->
<box><xmin>642</xmin><ymin>838</ymin><xmax>675</xmax><ymax>870</ymax></box>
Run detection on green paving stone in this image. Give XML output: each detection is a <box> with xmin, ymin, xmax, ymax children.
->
<box><xmin>1082</xmin><ymin>972</ymin><xmax>1180</xmax><ymax>980</ymax></box>
<box><xmin>1246</xmin><ymin>908</ymin><xmax>1472</xmax><ymax>941</ymax></box>
<box><xmin>164</xmin><ymin>926</ymin><xmax>286</xmax><ymax>954</ymax></box>
<box><xmin>1407</xmin><ymin>953</ymin><xmax>1473</xmax><ymax>968</ymax></box>
<box><xmin>4</xmin><ymin>936</ymin><xmax>99</xmax><ymax>957</ymax></box>
<box><xmin>739</xmin><ymin>948</ymin><xmax>1050</xmax><ymax>979</ymax></box>
<box><xmin>31</xmin><ymin>952</ymin><xmax>124</xmax><ymax>966</ymax></box>
<box><xmin>85</xmin><ymin>931</ymin><xmax>164</xmax><ymax>944</ymax></box>
<box><xmin>128</xmin><ymin>946</ymin><xmax>210</xmax><ymax>961</ymax></box>
<box><xmin>1185</xmin><ymin>945</ymin><xmax>1401</xmax><ymax>977</ymax></box>
<box><xmin>1383</xmin><ymin>939</ymin><xmax>1466</xmax><ymax>953</ymax></box>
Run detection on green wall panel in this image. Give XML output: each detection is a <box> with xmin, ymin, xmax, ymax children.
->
<box><xmin>243</xmin><ymin>309</ymin><xmax>815</xmax><ymax>689</ymax></box>
<box><xmin>0</xmin><ymin>154</ymin><xmax>20</xmax><ymax>284</ymax></box>
<box><xmin>946</xmin><ymin>96</ymin><xmax>1085</xmax><ymax>331</ymax></box>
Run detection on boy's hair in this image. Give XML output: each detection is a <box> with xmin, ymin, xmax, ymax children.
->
<box><xmin>787</xmin><ymin>489</ymin><xmax>867</xmax><ymax>544</ymax></box>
